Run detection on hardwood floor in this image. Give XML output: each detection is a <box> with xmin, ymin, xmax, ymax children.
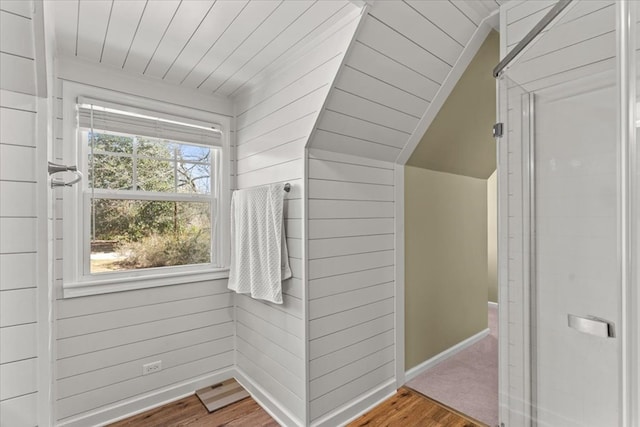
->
<box><xmin>347</xmin><ymin>387</ymin><xmax>484</xmax><ymax>427</ymax></box>
<box><xmin>110</xmin><ymin>386</ymin><xmax>483</xmax><ymax>427</ymax></box>
<box><xmin>109</xmin><ymin>395</ymin><xmax>278</xmax><ymax>427</ymax></box>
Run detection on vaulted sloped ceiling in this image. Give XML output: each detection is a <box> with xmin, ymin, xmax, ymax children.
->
<box><xmin>51</xmin><ymin>0</ymin><xmax>358</xmax><ymax>97</ymax></box>
<box><xmin>308</xmin><ymin>0</ymin><xmax>504</xmax><ymax>163</ymax></box>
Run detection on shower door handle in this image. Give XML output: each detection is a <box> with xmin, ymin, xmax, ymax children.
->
<box><xmin>567</xmin><ymin>314</ymin><xmax>615</xmax><ymax>338</ymax></box>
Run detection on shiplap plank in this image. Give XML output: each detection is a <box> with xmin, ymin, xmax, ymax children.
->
<box><xmin>0</xmin><ymin>392</ymin><xmax>37</xmax><ymax>427</ymax></box>
<box><xmin>311</xmin><ymin>130</ymin><xmax>401</xmax><ymax>163</ymax></box>
<box><xmin>310</xmin><ymin>313</ymin><xmax>394</xmax><ymax>359</ymax></box>
<box><xmin>0</xmin><ymin>181</ymin><xmax>36</xmax><ymax>217</ymax></box>
<box><xmin>449</xmin><ymin>0</ymin><xmax>483</xmax><ymax>26</ymax></box>
<box><xmin>236</xmin><ymin>306</ymin><xmax>303</xmax><ymax>360</ymax></box>
<box><xmin>76</xmin><ymin>0</ymin><xmax>112</xmax><ymax>62</ymax></box>
<box><xmin>0</xmin><ymin>89</ymin><xmax>36</xmax><ymax>111</ymax></box>
<box><xmin>235</xmin><ymin>351</ymin><xmax>304</xmax><ymax>421</ymax></box>
<box><xmin>310</xmin><ymin>329</ymin><xmax>394</xmax><ymax>379</ymax></box>
<box><xmin>0</xmin><ymin>218</ymin><xmax>37</xmax><ymax>254</ymax></box>
<box><xmin>122</xmin><ymin>0</ymin><xmax>181</xmax><ymax>74</ymax></box>
<box><xmin>162</xmin><ymin>0</ymin><xmax>248</xmax><ymax>84</ymax></box>
<box><xmin>0</xmin><ymin>53</ymin><xmax>35</xmax><ymax>95</ymax></box>
<box><xmin>520</xmin><ymin>3</ymin><xmax>614</xmax><ymax>61</ymax></box>
<box><xmin>0</xmin><ymin>323</ymin><xmax>37</xmax><ymax>364</ymax></box>
<box><xmin>235</xmin><ymin>294</ymin><xmax>302</xmax><ymax>339</ymax></box>
<box><xmin>308</xmin><ymin>250</ymin><xmax>395</xmax><ymax>280</ymax></box>
<box><xmin>0</xmin><ymin>11</ymin><xmax>33</xmax><ymax>58</ymax></box>
<box><xmin>358</xmin><ymin>14</ymin><xmax>451</xmax><ymax>84</ymax></box>
<box><xmin>144</xmin><ymin>1</ymin><xmax>225</xmax><ymax>79</ymax></box>
<box><xmin>220</xmin><ymin>1</ymin><xmax>352</xmax><ymax>97</ymax></box>
<box><xmin>57</xmin><ymin>323</ymin><xmax>233</xmax><ymax>379</ymax></box>
<box><xmin>405</xmin><ymin>0</ymin><xmax>476</xmax><ymax>46</ymax></box>
<box><xmin>57</xmin><ymin>279</ymin><xmax>229</xmax><ymax>318</ymax></box>
<box><xmin>282</xmin><ymin>277</ymin><xmax>303</xmax><ymax>299</ymax></box>
<box><xmin>310</xmin><ymin>345</ymin><xmax>394</xmax><ymax>400</ymax></box>
<box><xmin>324</xmin><ymin>89</ymin><xmax>419</xmax><ymax>134</ymax></box>
<box><xmin>310</xmin><ymin>298</ymin><xmax>394</xmax><ymax>340</ymax></box>
<box><xmin>310</xmin><ymin>361</ymin><xmax>394</xmax><ymax>420</ymax></box>
<box><xmin>0</xmin><ymin>254</ymin><xmax>36</xmax><ymax>291</ymax></box>
<box><xmin>317</xmin><ymin>110</ymin><xmax>409</xmax><ymax>149</ymax></box>
<box><xmin>309</xmin><ymin>265</ymin><xmax>394</xmax><ymax>300</ymax></box>
<box><xmin>57</xmin><ymin>293</ymin><xmax>234</xmax><ymax>339</ymax></box>
<box><xmin>99</xmin><ymin>0</ymin><xmax>147</xmax><ymax>68</ymax></box>
<box><xmin>513</xmin><ymin>32</ymin><xmax>615</xmax><ymax>86</ymax></box>
<box><xmin>237</xmin><ymin>159</ymin><xmax>304</xmax><ymax>189</ymax></box>
<box><xmin>0</xmin><ymin>0</ymin><xmax>32</xmax><ymax>18</ymax></box>
<box><xmin>0</xmin><ymin>145</ymin><xmax>35</xmax><ymax>181</ymax></box>
<box><xmin>0</xmin><ymin>107</ymin><xmax>36</xmax><ymax>147</ymax></box>
<box><xmin>310</xmin><ymin>282</ymin><xmax>394</xmax><ymax>319</ymax></box>
<box><xmin>308</xmin><ymin>148</ymin><xmax>394</xmax><ymax>170</ymax></box>
<box><xmin>236</xmin><ymin>336</ymin><xmax>303</xmax><ymax>397</ymax></box>
<box><xmin>309</xmin><ymin>218</ymin><xmax>394</xmax><ymax>240</ymax></box>
<box><xmin>236</xmin><ymin>117</ymin><xmax>312</xmax><ymax>160</ymax></box>
<box><xmin>182</xmin><ymin>1</ymin><xmax>281</xmax><ymax>89</ymax></box>
<box><xmin>58</xmin><ymin>337</ymin><xmax>234</xmax><ymax>399</ymax></box>
<box><xmin>201</xmin><ymin>1</ymin><xmax>316</xmax><ymax>93</ymax></box>
<box><xmin>308</xmin><ymin>179</ymin><xmax>394</xmax><ymax>202</ymax></box>
<box><xmin>308</xmin><ymin>158</ymin><xmax>394</xmax><ymax>185</ymax></box>
<box><xmin>237</xmin><ymin>86</ymin><xmax>327</xmax><ymax>144</ymax></box>
<box><xmin>57</xmin><ymin>309</ymin><xmax>233</xmax><ymax>358</ymax></box>
<box><xmin>308</xmin><ymin>200</ymin><xmax>394</xmax><ymax>220</ymax></box>
<box><xmin>347</xmin><ymin>42</ymin><xmax>439</xmax><ymax>103</ymax></box>
<box><xmin>236</xmin><ymin>322</ymin><xmax>303</xmax><ymax>379</ymax></box>
<box><xmin>370</xmin><ymin>1</ymin><xmax>462</xmax><ymax>65</ymax></box>
<box><xmin>506</xmin><ymin>0</ymin><xmax>555</xmax><ymax>27</ymax></box>
<box><xmin>237</xmin><ymin>56</ymin><xmax>341</xmax><ymax>131</ymax></box>
<box><xmin>335</xmin><ymin>66</ymin><xmax>428</xmax><ymax>118</ymax></box>
<box><xmin>236</xmin><ymin>138</ymin><xmax>304</xmax><ymax>175</ymax></box>
<box><xmin>50</xmin><ymin>0</ymin><xmax>77</xmax><ymax>57</ymax></box>
<box><xmin>0</xmin><ymin>357</ymin><xmax>37</xmax><ymax>400</ymax></box>
<box><xmin>309</xmin><ymin>234</ymin><xmax>394</xmax><ymax>259</ymax></box>
<box><xmin>57</xmin><ymin>352</ymin><xmax>234</xmax><ymax>420</ymax></box>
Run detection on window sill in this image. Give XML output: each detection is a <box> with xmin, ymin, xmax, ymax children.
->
<box><xmin>63</xmin><ymin>268</ymin><xmax>230</xmax><ymax>298</ymax></box>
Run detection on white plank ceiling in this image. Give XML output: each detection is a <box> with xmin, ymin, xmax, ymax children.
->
<box><xmin>51</xmin><ymin>0</ymin><xmax>358</xmax><ymax>97</ymax></box>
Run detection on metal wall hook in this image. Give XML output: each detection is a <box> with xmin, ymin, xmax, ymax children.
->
<box><xmin>48</xmin><ymin>161</ymin><xmax>83</xmax><ymax>188</ymax></box>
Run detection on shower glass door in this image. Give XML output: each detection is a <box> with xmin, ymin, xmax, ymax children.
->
<box><xmin>498</xmin><ymin>1</ymin><xmax>635</xmax><ymax>426</ymax></box>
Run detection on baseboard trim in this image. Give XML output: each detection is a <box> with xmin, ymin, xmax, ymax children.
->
<box><xmin>57</xmin><ymin>368</ymin><xmax>234</xmax><ymax>427</ymax></box>
<box><xmin>234</xmin><ymin>368</ymin><xmax>302</xmax><ymax>427</ymax></box>
<box><xmin>310</xmin><ymin>379</ymin><xmax>396</xmax><ymax>427</ymax></box>
<box><xmin>404</xmin><ymin>328</ymin><xmax>490</xmax><ymax>383</ymax></box>
<box><xmin>488</xmin><ymin>301</ymin><xmax>498</xmax><ymax>308</ymax></box>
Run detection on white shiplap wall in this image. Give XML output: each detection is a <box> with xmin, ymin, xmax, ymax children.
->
<box><xmin>309</xmin><ymin>0</ymin><xmax>495</xmax><ymax>163</ymax></box>
<box><xmin>306</xmin><ymin>149</ymin><xmax>396</xmax><ymax>425</ymax></box>
<box><xmin>232</xmin><ymin>12</ymin><xmax>362</xmax><ymax>425</ymax></box>
<box><xmin>51</xmin><ymin>62</ymin><xmax>237</xmax><ymax>426</ymax></box>
<box><xmin>0</xmin><ymin>1</ymin><xmax>40</xmax><ymax>426</ymax></box>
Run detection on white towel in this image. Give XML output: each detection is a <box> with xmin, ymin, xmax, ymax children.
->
<box><xmin>228</xmin><ymin>183</ymin><xmax>292</xmax><ymax>304</ymax></box>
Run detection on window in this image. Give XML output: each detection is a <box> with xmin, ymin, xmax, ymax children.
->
<box><xmin>62</xmin><ymin>85</ymin><xmax>230</xmax><ymax>297</ymax></box>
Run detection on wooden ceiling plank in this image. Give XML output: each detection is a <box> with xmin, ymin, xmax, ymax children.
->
<box><xmin>143</xmin><ymin>0</ymin><xmax>216</xmax><ymax>78</ymax></box>
<box><xmin>76</xmin><ymin>0</ymin><xmax>112</xmax><ymax>63</ymax></box>
<box><xmin>99</xmin><ymin>0</ymin><xmax>146</xmax><ymax>68</ymax></box>
<box><xmin>181</xmin><ymin>0</ymin><xmax>281</xmax><ymax>90</ymax></box>
<box><xmin>121</xmin><ymin>0</ymin><xmax>180</xmax><ymax>75</ymax></box>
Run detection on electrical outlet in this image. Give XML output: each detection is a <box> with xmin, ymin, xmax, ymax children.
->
<box><xmin>142</xmin><ymin>360</ymin><xmax>162</xmax><ymax>375</ymax></box>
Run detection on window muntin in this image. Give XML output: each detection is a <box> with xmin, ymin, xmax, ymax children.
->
<box><xmin>78</xmin><ymin>103</ymin><xmax>221</xmax><ymax>275</ymax></box>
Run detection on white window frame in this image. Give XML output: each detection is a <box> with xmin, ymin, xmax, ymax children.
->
<box><xmin>61</xmin><ymin>82</ymin><xmax>231</xmax><ymax>298</ymax></box>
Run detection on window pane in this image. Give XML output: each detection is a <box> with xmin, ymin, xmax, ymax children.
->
<box><xmin>90</xmin><ymin>199</ymin><xmax>211</xmax><ymax>273</ymax></box>
<box><xmin>90</xmin><ymin>154</ymin><xmax>133</xmax><ymax>190</ymax></box>
<box><xmin>88</xmin><ymin>131</ymin><xmax>134</xmax><ymax>154</ymax></box>
<box><xmin>136</xmin><ymin>158</ymin><xmax>174</xmax><ymax>192</ymax></box>
<box><xmin>176</xmin><ymin>143</ymin><xmax>210</xmax><ymax>162</ymax></box>
<box><xmin>177</xmin><ymin>161</ymin><xmax>211</xmax><ymax>194</ymax></box>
